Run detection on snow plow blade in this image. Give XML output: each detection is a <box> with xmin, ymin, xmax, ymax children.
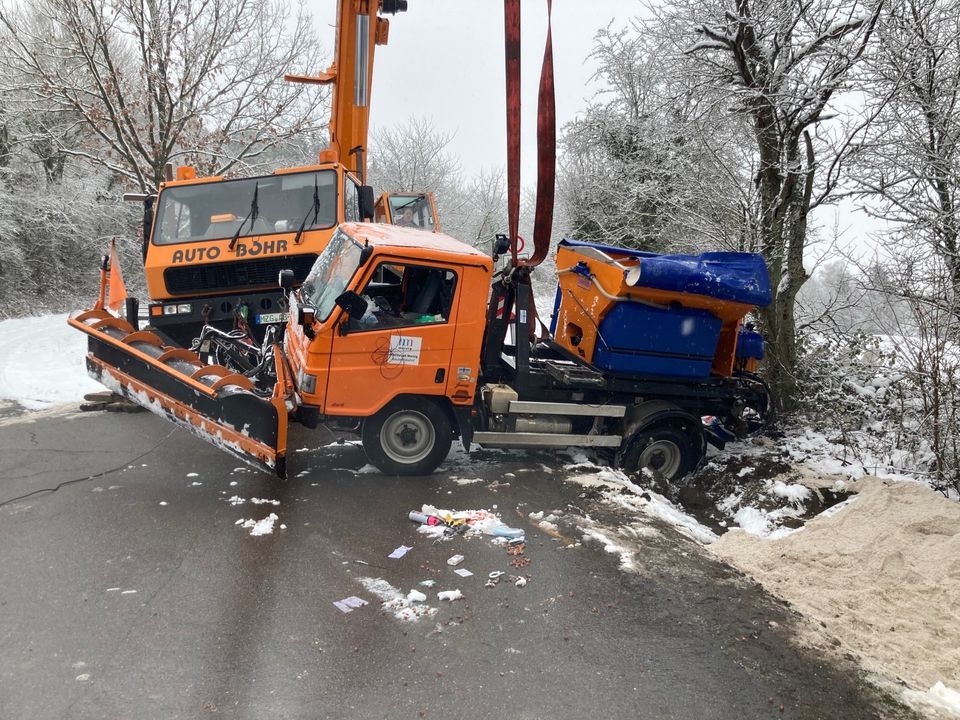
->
<box><xmin>68</xmin><ymin>309</ymin><xmax>288</xmax><ymax>478</ymax></box>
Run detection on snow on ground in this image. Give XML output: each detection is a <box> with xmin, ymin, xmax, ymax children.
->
<box><xmin>358</xmin><ymin>577</ymin><xmax>438</xmax><ymax>622</ymax></box>
<box><xmin>712</xmin><ymin>476</ymin><xmax>960</xmax><ymax>710</ymax></box>
<box><xmin>0</xmin><ymin>314</ymin><xmax>103</xmax><ymax>409</ymax></box>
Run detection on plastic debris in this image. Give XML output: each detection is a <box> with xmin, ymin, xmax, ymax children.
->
<box><xmin>419</xmin><ymin>579</ymin><xmax>437</xmax><ymax>587</ymax></box>
<box><xmin>488</xmin><ymin>571</ymin><xmax>505</xmax><ymax>579</ymax></box>
<box><xmin>333</xmin><ymin>596</ymin><xmax>369</xmax><ymax>614</ymax></box>
<box><xmin>437</xmin><ymin>589</ymin><xmax>463</xmax><ymax>602</ymax></box>
<box><xmin>406</xmin><ymin>589</ymin><xmax>427</xmax><ymax>603</ymax></box>
<box><xmin>447</xmin><ymin>554</ymin><xmax>465</xmax><ymax>566</ymax></box>
<box><xmin>409</xmin><ymin>505</ymin><xmax>525</xmax><ymax>541</ymax></box>
<box><xmin>514</xmin><ymin>576</ymin><xmax>528</xmax><ymax>587</ymax></box>
<box><xmin>454</xmin><ymin>568</ymin><xmax>473</xmax><ymax>577</ymax></box>
<box><xmin>388</xmin><ymin>545</ymin><xmax>413</xmax><ymax>559</ymax></box>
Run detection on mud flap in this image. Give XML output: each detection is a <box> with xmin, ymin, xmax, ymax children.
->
<box><xmin>68</xmin><ymin>309</ymin><xmax>289</xmax><ymax>478</ymax></box>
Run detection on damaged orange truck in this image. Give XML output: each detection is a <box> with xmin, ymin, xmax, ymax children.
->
<box><xmin>69</xmin><ymin>220</ymin><xmax>771</xmax><ymax>482</ymax></box>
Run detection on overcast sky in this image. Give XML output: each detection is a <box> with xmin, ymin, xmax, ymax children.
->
<box><xmin>304</xmin><ymin>0</ymin><xmax>637</xmax><ymax>181</ymax></box>
<box><xmin>303</xmin><ymin>0</ymin><xmax>880</xmax><ymax>260</ymax></box>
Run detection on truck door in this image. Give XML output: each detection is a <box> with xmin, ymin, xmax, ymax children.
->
<box><xmin>323</xmin><ymin>260</ymin><xmax>460</xmax><ymax>416</ymax></box>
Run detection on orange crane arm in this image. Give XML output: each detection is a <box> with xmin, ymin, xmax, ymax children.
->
<box><xmin>286</xmin><ymin>0</ymin><xmax>407</xmax><ymax>181</ymax></box>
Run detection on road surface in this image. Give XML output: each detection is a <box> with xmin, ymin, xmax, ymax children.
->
<box><xmin>0</xmin><ymin>405</ymin><xmax>918</xmax><ymax>719</ymax></box>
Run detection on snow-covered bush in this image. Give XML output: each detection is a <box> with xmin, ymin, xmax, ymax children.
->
<box><xmin>795</xmin><ymin>313</ymin><xmax>960</xmax><ymax>497</ymax></box>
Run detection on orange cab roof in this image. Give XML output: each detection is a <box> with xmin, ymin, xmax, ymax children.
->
<box><xmin>340</xmin><ymin>222</ymin><xmax>492</xmax><ymax>263</ymax></box>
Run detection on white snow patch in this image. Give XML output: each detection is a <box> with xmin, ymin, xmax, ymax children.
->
<box><xmin>0</xmin><ymin>314</ymin><xmax>105</xmax><ymax>409</ymax></box>
<box><xmin>237</xmin><ymin>513</ymin><xmax>279</xmax><ymax>536</ymax></box>
<box><xmin>186</xmin><ymin>472</ymin><xmax>199</xmax><ymax>478</ymax></box>
<box><xmin>452</xmin><ymin>477</ymin><xmax>484</xmax><ymax>485</ymax></box>
<box><xmin>358</xmin><ymin>577</ymin><xmax>437</xmax><ymax>622</ymax></box>
<box><xmin>903</xmin><ymin>682</ymin><xmax>960</xmax><ymax>718</ymax></box>
<box><xmin>770</xmin><ymin>480</ymin><xmax>812</xmax><ymax>505</ymax></box>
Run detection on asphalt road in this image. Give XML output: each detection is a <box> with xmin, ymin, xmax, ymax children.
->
<box><xmin>0</xmin><ymin>406</ymin><xmax>918</xmax><ymax>720</ymax></box>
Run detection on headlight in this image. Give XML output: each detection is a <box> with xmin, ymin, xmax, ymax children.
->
<box><xmin>163</xmin><ymin>305</ymin><xmax>178</xmax><ymax>315</ymax></box>
<box><xmin>297</xmin><ymin>368</ymin><xmax>317</xmax><ymax>394</ymax></box>
<box><xmin>177</xmin><ymin>303</ymin><xmax>192</xmax><ymax>314</ymax></box>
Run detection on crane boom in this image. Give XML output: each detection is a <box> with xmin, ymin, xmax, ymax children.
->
<box><xmin>285</xmin><ymin>0</ymin><xmax>406</xmax><ymax>181</ymax></box>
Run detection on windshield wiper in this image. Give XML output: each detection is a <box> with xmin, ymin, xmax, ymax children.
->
<box><xmin>228</xmin><ymin>182</ymin><xmax>259</xmax><ymax>251</ymax></box>
<box><xmin>392</xmin><ymin>193</ymin><xmax>425</xmax><ymax>211</ymax></box>
<box><xmin>293</xmin><ymin>176</ymin><xmax>321</xmax><ymax>246</ymax></box>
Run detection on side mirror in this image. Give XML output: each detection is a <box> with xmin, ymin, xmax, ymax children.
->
<box><xmin>358</xmin><ymin>185</ymin><xmax>375</xmax><ymax>221</ymax></box>
<box><xmin>334</xmin><ymin>290</ymin><xmax>367</xmax><ymax>320</ymax></box>
<box><xmin>278</xmin><ymin>269</ymin><xmax>296</xmax><ymax>289</ymax></box>
<box><xmin>492</xmin><ymin>233</ymin><xmax>510</xmax><ymax>260</ymax></box>
<box><xmin>358</xmin><ymin>243</ymin><xmax>373</xmax><ymax>267</ymax></box>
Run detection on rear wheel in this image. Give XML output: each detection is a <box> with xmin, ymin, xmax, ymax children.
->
<box><xmin>361</xmin><ymin>397</ymin><xmax>452</xmax><ymax>476</ymax></box>
<box><xmin>620</xmin><ymin>420</ymin><xmax>704</xmax><ymax>486</ymax></box>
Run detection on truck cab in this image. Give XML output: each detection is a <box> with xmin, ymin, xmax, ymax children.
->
<box><xmin>283</xmin><ymin>222</ymin><xmax>491</xmax><ymax>430</ymax></box>
<box><xmin>143</xmin><ymin>163</ymin><xmax>367</xmax><ymax>346</ymax></box>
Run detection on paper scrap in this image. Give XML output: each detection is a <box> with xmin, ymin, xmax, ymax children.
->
<box><xmin>388</xmin><ymin>545</ymin><xmax>413</xmax><ymax>559</ymax></box>
<box><xmin>333</xmin><ymin>596</ymin><xmax>369</xmax><ymax>614</ymax></box>
<box><xmin>454</xmin><ymin>568</ymin><xmax>473</xmax><ymax>577</ymax></box>
<box><xmin>447</xmin><ymin>554</ymin><xmax>464</xmax><ymax>566</ymax></box>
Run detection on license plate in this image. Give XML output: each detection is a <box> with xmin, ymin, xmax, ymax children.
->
<box><xmin>257</xmin><ymin>312</ymin><xmax>284</xmax><ymax>324</ymax></box>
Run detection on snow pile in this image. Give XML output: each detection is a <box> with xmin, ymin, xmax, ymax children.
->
<box><xmin>0</xmin><ymin>314</ymin><xmax>104</xmax><ymax>409</ymax></box>
<box><xmin>712</xmin><ymin>476</ymin><xmax>960</xmax><ymax>702</ymax></box>
<box><xmin>235</xmin><ymin>513</ymin><xmax>279</xmax><ymax>536</ymax></box>
<box><xmin>564</xmin><ymin>466</ymin><xmax>718</xmax><ymax>544</ymax></box>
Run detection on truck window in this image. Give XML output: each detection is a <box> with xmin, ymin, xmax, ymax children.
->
<box><xmin>350</xmin><ymin>262</ymin><xmax>457</xmax><ymax>331</ymax></box>
<box><xmin>389</xmin><ymin>194</ymin><xmax>435</xmax><ymax>230</ymax></box>
<box><xmin>152</xmin><ymin>170</ymin><xmax>337</xmax><ymax>245</ymax></box>
<box><xmin>301</xmin><ymin>229</ymin><xmax>363</xmax><ymax>322</ymax></box>
<box><xmin>344</xmin><ymin>180</ymin><xmax>360</xmax><ymax>222</ymax></box>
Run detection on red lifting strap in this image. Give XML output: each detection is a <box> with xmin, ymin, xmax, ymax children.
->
<box><xmin>503</xmin><ymin>0</ymin><xmax>555</xmax><ymax>269</ymax></box>
<box><xmin>504</xmin><ymin>0</ymin><xmax>521</xmax><ymax>265</ymax></box>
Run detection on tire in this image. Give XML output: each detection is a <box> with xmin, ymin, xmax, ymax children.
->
<box><xmin>361</xmin><ymin>397</ymin><xmax>453</xmax><ymax>476</ymax></box>
<box><xmin>620</xmin><ymin>420</ymin><xmax>705</xmax><ymax>486</ymax></box>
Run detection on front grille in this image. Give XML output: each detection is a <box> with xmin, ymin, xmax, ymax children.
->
<box><xmin>164</xmin><ymin>254</ymin><xmax>318</xmax><ymax>296</ymax></box>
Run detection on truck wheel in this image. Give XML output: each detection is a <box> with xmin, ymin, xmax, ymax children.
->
<box><xmin>362</xmin><ymin>398</ymin><xmax>452</xmax><ymax>476</ymax></box>
<box><xmin>621</xmin><ymin>421</ymin><xmax>704</xmax><ymax>485</ymax></box>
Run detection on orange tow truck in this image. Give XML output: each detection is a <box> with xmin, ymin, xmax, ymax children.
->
<box><xmin>131</xmin><ymin>0</ymin><xmax>440</xmax><ymax>348</ymax></box>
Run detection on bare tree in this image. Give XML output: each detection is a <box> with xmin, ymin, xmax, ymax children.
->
<box><xmin>559</xmin><ymin>25</ymin><xmax>745</xmax><ymax>253</ymax></box>
<box><xmin>660</xmin><ymin>0</ymin><xmax>882</xmax><ymax>406</ymax></box>
<box><xmin>851</xmin><ymin>0</ymin><xmax>960</xmax><ymax>292</ymax></box>
<box><xmin>367</xmin><ymin>116</ymin><xmax>461</xmax><ymax>195</ymax></box>
<box><xmin>0</xmin><ymin>0</ymin><xmax>328</xmax><ymax>192</ymax></box>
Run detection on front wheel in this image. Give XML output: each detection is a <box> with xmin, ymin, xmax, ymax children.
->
<box><xmin>620</xmin><ymin>420</ymin><xmax>704</xmax><ymax>486</ymax></box>
<box><xmin>361</xmin><ymin>397</ymin><xmax>453</xmax><ymax>476</ymax></box>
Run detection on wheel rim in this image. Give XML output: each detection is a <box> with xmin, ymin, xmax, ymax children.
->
<box><xmin>380</xmin><ymin>410</ymin><xmax>435</xmax><ymax>465</ymax></box>
<box><xmin>638</xmin><ymin>439</ymin><xmax>683</xmax><ymax>479</ymax></box>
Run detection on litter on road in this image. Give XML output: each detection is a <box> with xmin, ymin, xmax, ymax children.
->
<box><xmin>388</xmin><ymin>545</ymin><xmax>412</xmax><ymax>559</ymax></box>
<box><xmin>454</xmin><ymin>568</ymin><xmax>473</xmax><ymax>577</ymax></box>
<box><xmin>437</xmin><ymin>590</ymin><xmax>463</xmax><ymax>602</ymax></box>
<box><xmin>333</xmin><ymin>596</ymin><xmax>369</xmax><ymax>614</ymax></box>
<box><xmin>446</xmin><ymin>554</ymin><xmax>464</xmax><ymax>566</ymax></box>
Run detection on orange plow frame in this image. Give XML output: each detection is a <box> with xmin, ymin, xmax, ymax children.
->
<box><xmin>68</xmin><ymin>309</ymin><xmax>289</xmax><ymax>478</ymax></box>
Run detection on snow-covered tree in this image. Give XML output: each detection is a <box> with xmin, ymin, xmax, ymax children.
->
<box><xmin>850</xmin><ymin>0</ymin><xmax>960</xmax><ymax>293</ymax></box>
<box><xmin>657</xmin><ymin>0</ymin><xmax>882</xmax><ymax>406</ymax></box>
<box><xmin>0</xmin><ymin>0</ymin><xmax>328</xmax><ymax>191</ymax></box>
<box><xmin>559</xmin><ymin>26</ymin><xmax>745</xmax><ymax>253</ymax></box>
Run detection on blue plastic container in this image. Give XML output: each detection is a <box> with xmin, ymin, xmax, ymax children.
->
<box><xmin>592</xmin><ymin>302</ymin><xmax>722</xmax><ymax>378</ymax></box>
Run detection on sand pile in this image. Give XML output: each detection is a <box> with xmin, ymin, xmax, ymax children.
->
<box><xmin>711</xmin><ymin>476</ymin><xmax>960</xmax><ymax>701</ymax></box>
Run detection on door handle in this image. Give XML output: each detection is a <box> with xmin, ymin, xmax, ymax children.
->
<box><xmin>434</xmin><ymin>368</ymin><xmax>445</xmax><ymax>384</ymax></box>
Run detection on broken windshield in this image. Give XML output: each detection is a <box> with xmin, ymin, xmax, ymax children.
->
<box><xmin>301</xmin><ymin>229</ymin><xmax>364</xmax><ymax>322</ymax></box>
<box><xmin>152</xmin><ymin>170</ymin><xmax>337</xmax><ymax>245</ymax></box>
